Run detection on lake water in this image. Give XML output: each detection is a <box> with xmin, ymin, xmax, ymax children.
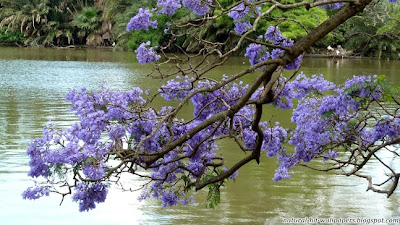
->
<box><xmin>1</xmin><ymin>46</ymin><xmax>400</xmax><ymax>225</ymax></box>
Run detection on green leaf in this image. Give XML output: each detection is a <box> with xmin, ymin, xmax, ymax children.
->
<box><xmin>73</xmin><ymin>162</ymin><xmax>82</xmax><ymax>176</ymax></box>
<box><xmin>204</xmin><ymin>183</ymin><xmax>221</xmax><ymax>209</ymax></box>
<box><xmin>84</xmin><ymin>157</ymin><xmax>96</xmax><ymax>165</ymax></box>
<box><xmin>321</xmin><ymin>110</ymin><xmax>335</xmax><ymax>119</ymax></box>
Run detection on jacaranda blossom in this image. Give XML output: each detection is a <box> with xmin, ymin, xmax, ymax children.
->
<box><xmin>126</xmin><ymin>8</ymin><xmax>158</xmax><ymax>31</ymax></box>
<box><xmin>134</xmin><ymin>41</ymin><xmax>161</xmax><ymax>64</ymax></box>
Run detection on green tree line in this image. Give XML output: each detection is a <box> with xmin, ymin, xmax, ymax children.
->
<box><xmin>0</xmin><ymin>0</ymin><xmax>398</xmax><ymax>58</ymax></box>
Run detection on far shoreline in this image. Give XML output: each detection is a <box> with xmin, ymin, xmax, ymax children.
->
<box><xmin>0</xmin><ymin>43</ymin><xmax>397</xmax><ymax>61</ymax></box>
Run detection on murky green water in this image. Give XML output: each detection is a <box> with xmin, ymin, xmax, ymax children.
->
<box><xmin>1</xmin><ymin>46</ymin><xmax>400</xmax><ymax>225</ymax></box>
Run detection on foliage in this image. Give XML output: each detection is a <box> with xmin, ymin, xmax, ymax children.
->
<box><xmin>0</xmin><ymin>0</ymin><xmax>396</xmax><ymax>53</ymax></box>
<box><xmin>0</xmin><ymin>27</ymin><xmax>25</xmax><ymax>43</ymax></box>
<box><xmin>261</xmin><ymin>0</ymin><xmax>330</xmax><ymax>40</ymax></box>
<box><xmin>105</xmin><ymin>0</ymin><xmax>159</xmax><ymax>50</ymax></box>
<box><xmin>22</xmin><ymin>0</ymin><xmax>400</xmax><ymax>213</ymax></box>
<box><xmin>0</xmin><ymin>0</ymin><xmax>113</xmax><ymax>46</ymax></box>
<box><xmin>185</xmin><ymin>10</ymin><xmax>234</xmax><ymax>53</ymax></box>
<box><xmin>72</xmin><ymin>6</ymin><xmax>102</xmax><ymax>45</ymax></box>
<box><xmin>0</xmin><ymin>0</ymin><xmax>50</xmax><ymax>45</ymax></box>
<box><xmin>342</xmin><ymin>1</ymin><xmax>400</xmax><ymax>58</ymax></box>
<box><xmin>127</xmin><ymin>14</ymin><xmax>170</xmax><ymax>51</ymax></box>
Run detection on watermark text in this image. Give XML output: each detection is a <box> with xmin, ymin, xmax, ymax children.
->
<box><xmin>282</xmin><ymin>217</ymin><xmax>400</xmax><ymax>224</ymax></box>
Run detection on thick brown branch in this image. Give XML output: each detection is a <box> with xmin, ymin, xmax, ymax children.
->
<box><xmin>191</xmin><ymin>0</ymin><xmax>374</xmax><ymax>190</ymax></box>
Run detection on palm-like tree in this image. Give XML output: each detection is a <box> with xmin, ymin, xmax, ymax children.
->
<box><xmin>0</xmin><ymin>0</ymin><xmax>76</xmax><ymax>46</ymax></box>
<box><xmin>0</xmin><ymin>0</ymin><xmax>48</xmax><ymax>40</ymax></box>
<box><xmin>71</xmin><ymin>6</ymin><xmax>102</xmax><ymax>45</ymax></box>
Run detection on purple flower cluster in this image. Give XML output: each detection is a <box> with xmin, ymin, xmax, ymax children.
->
<box><xmin>322</xmin><ymin>150</ymin><xmax>339</xmax><ymax>162</ymax></box>
<box><xmin>82</xmin><ymin>161</ymin><xmax>106</xmax><ymax>180</ymax></box>
<box><xmin>234</xmin><ymin>22</ymin><xmax>252</xmax><ymax>34</ymax></box>
<box><xmin>126</xmin><ymin>8</ymin><xmax>158</xmax><ymax>31</ymax></box>
<box><xmin>373</xmin><ymin>116</ymin><xmax>400</xmax><ymax>141</ymax></box>
<box><xmin>182</xmin><ymin>0</ymin><xmax>211</xmax><ymax>15</ymax></box>
<box><xmin>262</xmin><ymin>122</ymin><xmax>287</xmax><ymax>158</ymax></box>
<box><xmin>245</xmin><ymin>26</ymin><xmax>302</xmax><ymax>70</ymax></box>
<box><xmin>72</xmin><ymin>182</ymin><xmax>108</xmax><ymax>212</ymax></box>
<box><xmin>227</xmin><ymin>3</ymin><xmax>250</xmax><ymax>21</ymax></box>
<box><xmin>23</xmin><ymin>86</ymin><xmax>150</xmax><ymax>210</ymax></box>
<box><xmin>159</xmin><ymin>75</ymin><xmax>195</xmax><ymax>100</ymax></box>
<box><xmin>22</xmin><ymin>185</ymin><xmax>50</xmax><ymax>200</ymax></box>
<box><xmin>23</xmin><ymin>68</ymin><xmax>400</xmax><ymax>209</ymax></box>
<box><xmin>337</xmin><ymin>75</ymin><xmax>383</xmax><ymax>100</ymax></box>
<box><xmin>160</xmin><ymin>191</ymin><xmax>180</xmax><ymax>207</ymax></box>
<box><xmin>316</xmin><ymin>1</ymin><xmax>344</xmax><ymax>10</ymax></box>
<box><xmin>160</xmin><ymin>75</ymin><xmax>288</xmax><ymax>163</ymax></box>
<box><xmin>244</xmin><ymin>43</ymin><xmax>270</xmax><ymax>66</ymax></box>
<box><xmin>265</xmin><ymin>26</ymin><xmax>284</xmax><ymax>42</ymax></box>
<box><xmin>273</xmin><ymin>75</ymin><xmax>390</xmax><ymax>182</ymax></box>
<box><xmin>227</xmin><ymin>2</ymin><xmax>260</xmax><ymax>35</ymax></box>
<box><xmin>317</xmin><ymin>0</ymin><xmax>397</xmax><ymax>9</ymax></box>
<box><xmin>157</xmin><ymin>0</ymin><xmax>182</xmax><ymax>15</ymax></box>
<box><xmin>160</xmin><ymin>75</ymin><xmax>255</xmax><ymax>123</ymax></box>
<box><xmin>134</xmin><ymin>41</ymin><xmax>161</xmax><ymax>64</ymax></box>
<box><xmin>191</xmin><ymin>79</ymin><xmax>254</xmax><ymax>122</ymax></box>
<box><xmin>43</xmin><ymin>83</ymin><xmax>229</xmax><ymax>208</ymax></box>
<box><xmin>271</xmin><ymin>73</ymin><xmax>336</xmax><ymax>109</ymax></box>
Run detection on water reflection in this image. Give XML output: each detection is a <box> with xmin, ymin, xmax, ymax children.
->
<box><xmin>1</xmin><ymin>46</ymin><xmax>400</xmax><ymax>224</ymax></box>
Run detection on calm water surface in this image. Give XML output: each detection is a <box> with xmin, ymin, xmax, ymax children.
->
<box><xmin>1</xmin><ymin>46</ymin><xmax>400</xmax><ymax>225</ymax></box>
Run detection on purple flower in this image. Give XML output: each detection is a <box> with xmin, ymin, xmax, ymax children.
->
<box><xmin>243</xmin><ymin>128</ymin><xmax>257</xmax><ymax>149</ymax></box>
<box><xmin>22</xmin><ymin>186</ymin><xmax>50</xmax><ymax>200</ymax></box>
<box><xmin>159</xmin><ymin>75</ymin><xmax>195</xmax><ymax>100</ymax></box>
<box><xmin>272</xmin><ymin>164</ymin><xmax>291</xmax><ymax>182</ymax></box>
<box><xmin>262</xmin><ymin>123</ymin><xmax>287</xmax><ymax>157</ymax></box>
<box><xmin>227</xmin><ymin>3</ymin><xmax>249</xmax><ymax>21</ymax></box>
<box><xmin>108</xmin><ymin>124</ymin><xmax>125</xmax><ymax>140</ymax></box>
<box><xmin>229</xmin><ymin>170</ymin><xmax>239</xmax><ymax>180</ymax></box>
<box><xmin>284</xmin><ymin>55</ymin><xmax>302</xmax><ymax>70</ymax></box>
<box><xmin>161</xmin><ymin>191</ymin><xmax>179</xmax><ymax>207</ymax></box>
<box><xmin>157</xmin><ymin>0</ymin><xmax>181</xmax><ymax>15</ymax></box>
<box><xmin>290</xmin><ymin>73</ymin><xmax>336</xmax><ymax>99</ymax></box>
<box><xmin>265</xmin><ymin>26</ymin><xmax>284</xmax><ymax>42</ymax></box>
<box><xmin>322</xmin><ymin>150</ymin><xmax>339</xmax><ymax>162</ymax></box>
<box><xmin>221</xmin><ymin>167</ymin><xmax>239</xmax><ymax>180</ymax></box>
<box><xmin>244</xmin><ymin>26</ymin><xmax>301</xmax><ymax>70</ymax></box>
<box><xmin>227</xmin><ymin>1</ymin><xmax>260</xmax><ymax>21</ymax></box>
<box><xmin>271</xmin><ymin>74</ymin><xmax>390</xmax><ymax>182</ymax></box>
<box><xmin>373</xmin><ymin>117</ymin><xmax>400</xmax><ymax>141</ymax></box>
<box><xmin>72</xmin><ymin>182</ymin><xmax>108</xmax><ymax>212</ymax></box>
<box><xmin>271</xmin><ymin>48</ymin><xmax>284</xmax><ymax>59</ymax></box>
<box><xmin>245</xmin><ymin>43</ymin><xmax>261</xmax><ymax>65</ymax></box>
<box><xmin>182</xmin><ymin>0</ymin><xmax>211</xmax><ymax>15</ymax></box>
<box><xmin>134</xmin><ymin>41</ymin><xmax>161</xmax><ymax>64</ymax></box>
<box><xmin>126</xmin><ymin>8</ymin><xmax>158</xmax><ymax>31</ymax></box>
<box><xmin>244</xmin><ymin>44</ymin><xmax>270</xmax><ymax>66</ymax></box>
<box><xmin>317</xmin><ymin>1</ymin><xmax>344</xmax><ymax>10</ymax></box>
<box><xmin>82</xmin><ymin>161</ymin><xmax>106</xmax><ymax>180</ymax></box>
<box><xmin>234</xmin><ymin>22</ymin><xmax>252</xmax><ymax>34</ymax></box>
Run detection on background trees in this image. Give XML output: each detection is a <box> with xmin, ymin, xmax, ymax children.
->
<box><xmin>0</xmin><ymin>0</ymin><xmax>398</xmax><ymax>59</ymax></box>
<box><xmin>342</xmin><ymin>1</ymin><xmax>400</xmax><ymax>58</ymax></box>
<box><xmin>0</xmin><ymin>0</ymin><xmax>112</xmax><ymax>46</ymax></box>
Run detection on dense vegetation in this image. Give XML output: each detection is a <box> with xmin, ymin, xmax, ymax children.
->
<box><xmin>0</xmin><ymin>0</ymin><xmax>398</xmax><ymax>58</ymax></box>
